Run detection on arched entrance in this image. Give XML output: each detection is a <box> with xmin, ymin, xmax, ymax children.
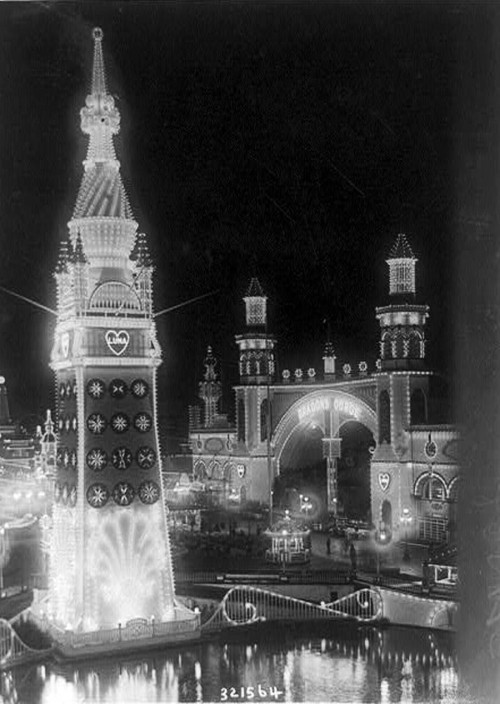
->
<box><xmin>271</xmin><ymin>390</ymin><xmax>377</xmax><ymax>522</ymax></box>
<box><xmin>337</xmin><ymin>421</ymin><xmax>374</xmax><ymax>522</ymax></box>
<box><xmin>381</xmin><ymin>499</ymin><xmax>393</xmax><ymax>532</ymax></box>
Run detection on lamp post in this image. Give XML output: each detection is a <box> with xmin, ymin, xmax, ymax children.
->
<box><xmin>374</xmin><ymin>523</ymin><xmax>390</xmax><ymax>585</ymax></box>
<box><xmin>400</xmin><ymin>507</ymin><xmax>413</xmax><ymax>562</ymax></box>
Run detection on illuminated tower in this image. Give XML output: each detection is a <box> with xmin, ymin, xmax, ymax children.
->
<box><xmin>0</xmin><ymin>376</ymin><xmax>11</xmax><ymax>425</ymax></box>
<box><xmin>235</xmin><ymin>278</ymin><xmax>276</xmax><ymax>449</ymax></box>
<box><xmin>41</xmin><ymin>410</ymin><xmax>57</xmax><ymax>474</ymax></box>
<box><xmin>47</xmin><ymin>29</ymin><xmax>179</xmax><ymax>633</ymax></box>
<box><xmin>372</xmin><ymin>233</ymin><xmax>431</xmax><ymax>532</ymax></box>
<box><xmin>375</xmin><ymin>233</ymin><xmax>429</xmax><ymax>372</ymax></box>
<box><xmin>198</xmin><ymin>346</ymin><xmax>222</xmax><ymax>427</ymax></box>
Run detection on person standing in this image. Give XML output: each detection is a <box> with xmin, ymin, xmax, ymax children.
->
<box><xmin>326</xmin><ymin>536</ymin><xmax>331</xmax><ymax>555</ymax></box>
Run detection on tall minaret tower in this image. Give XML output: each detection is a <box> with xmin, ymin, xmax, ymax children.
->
<box><xmin>198</xmin><ymin>346</ymin><xmax>222</xmax><ymax>427</ymax></box>
<box><xmin>234</xmin><ymin>278</ymin><xmax>276</xmax><ymax>450</ymax></box>
<box><xmin>371</xmin><ymin>233</ymin><xmax>431</xmax><ymax>531</ymax></box>
<box><xmin>375</xmin><ymin>234</ymin><xmax>429</xmax><ymax>371</ymax></box>
<box><xmin>0</xmin><ymin>376</ymin><xmax>11</xmax><ymax>425</ymax></box>
<box><xmin>47</xmin><ymin>29</ymin><xmax>178</xmax><ymax>633</ymax></box>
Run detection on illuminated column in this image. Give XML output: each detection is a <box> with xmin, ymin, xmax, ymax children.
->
<box><xmin>47</xmin><ymin>28</ymin><xmax>176</xmax><ymax>632</ymax></box>
<box><xmin>323</xmin><ymin>438</ymin><xmax>342</xmax><ymax>516</ymax></box>
<box><xmin>198</xmin><ymin>346</ymin><xmax>222</xmax><ymax>428</ymax></box>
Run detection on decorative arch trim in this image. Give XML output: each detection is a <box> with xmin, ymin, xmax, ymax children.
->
<box><xmin>272</xmin><ymin>389</ymin><xmax>377</xmax><ymax>472</ymax></box>
<box><xmin>414</xmin><ymin>471</ymin><xmax>447</xmax><ymax>497</ymax></box>
<box><xmin>447</xmin><ymin>475</ymin><xmax>460</xmax><ymax>500</ymax></box>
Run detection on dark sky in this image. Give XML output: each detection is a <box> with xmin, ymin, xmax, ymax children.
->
<box><xmin>0</xmin><ymin>1</ymin><xmax>495</xmax><ymax>441</ymax></box>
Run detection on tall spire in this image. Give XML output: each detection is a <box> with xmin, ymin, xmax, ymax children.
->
<box><xmin>386</xmin><ymin>233</ymin><xmax>417</xmax><ymax>298</ymax></box>
<box><xmin>70</xmin><ymin>27</ymin><xmax>136</xmax><ymax>269</ymax></box>
<box><xmin>91</xmin><ymin>27</ymin><xmax>107</xmax><ymax>95</ymax></box>
<box><xmin>73</xmin><ymin>27</ymin><xmax>133</xmax><ymax>222</ymax></box>
<box><xmin>243</xmin><ymin>277</ymin><xmax>267</xmax><ymax>328</ymax></box>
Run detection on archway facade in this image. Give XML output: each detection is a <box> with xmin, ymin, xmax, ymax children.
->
<box><xmin>271</xmin><ymin>389</ymin><xmax>377</xmax><ymax>520</ymax></box>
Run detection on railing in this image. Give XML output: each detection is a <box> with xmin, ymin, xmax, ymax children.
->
<box><xmin>0</xmin><ymin>618</ymin><xmax>52</xmax><ymax>669</ymax></box>
<box><xmin>201</xmin><ymin>586</ymin><xmax>383</xmax><ymax>632</ymax></box>
<box><xmin>28</xmin><ymin>609</ymin><xmax>200</xmax><ymax>650</ymax></box>
<box><xmin>176</xmin><ymin>569</ymin><xmax>351</xmax><ymax>586</ymax></box>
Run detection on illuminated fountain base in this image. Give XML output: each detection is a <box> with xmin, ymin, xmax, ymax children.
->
<box><xmin>29</xmin><ymin>595</ymin><xmax>201</xmax><ymax>660</ymax></box>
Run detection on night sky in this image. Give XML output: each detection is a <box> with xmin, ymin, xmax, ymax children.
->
<box><xmin>0</xmin><ymin>1</ymin><xmax>492</xmax><ymax>441</ymax></box>
<box><xmin>1</xmin><ymin>3</ymin><xmax>500</xmax><ymax>696</ymax></box>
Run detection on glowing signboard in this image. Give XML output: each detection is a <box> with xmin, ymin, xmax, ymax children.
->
<box><xmin>297</xmin><ymin>396</ymin><xmax>362</xmax><ymax>422</ymax></box>
<box><xmin>332</xmin><ymin>398</ymin><xmax>361</xmax><ymax>420</ymax></box>
<box><xmin>297</xmin><ymin>397</ymin><xmax>329</xmax><ymax>422</ymax></box>
<box><xmin>105</xmin><ymin>329</ymin><xmax>130</xmax><ymax>356</ymax></box>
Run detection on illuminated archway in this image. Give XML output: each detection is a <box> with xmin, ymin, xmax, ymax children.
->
<box><xmin>271</xmin><ymin>390</ymin><xmax>376</xmax><ymax>519</ymax></box>
<box><xmin>273</xmin><ymin>389</ymin><xmax>377</xmax><ymax>472</ymax></box>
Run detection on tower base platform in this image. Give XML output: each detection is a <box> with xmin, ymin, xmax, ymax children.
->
<box><xmin>29</xmin><ymin>595</ymin><xmax>201</xmax><ymax>661</ymax></box>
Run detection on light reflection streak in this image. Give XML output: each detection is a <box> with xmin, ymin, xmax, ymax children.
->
<box><xmin>3</xmin><ymin>627</ymin><xmax>458</xmax><ymax>703</ymax></box>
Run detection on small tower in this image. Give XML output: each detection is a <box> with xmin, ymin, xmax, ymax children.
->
<box><xmin>235</xmin><ymin>278</ymin><xmax>276</xmax><ymax>384</ymax></box>
<box><xmin>40</xmin><ymin>409</ymin><xmax>57</xmax><ymax>473</ymax></box>
<box><xmin>0</xmin><ymin>376</ymin><xmax>11</xmax><ymax>425</ymax></box>
<box><xmin>375</xmin><ymin>234</ymin><xmax>429</xmax><ymax>371</ymax></box>
<box><xmin>323</xmin><ymin>341</ymin><xmax>336</xmax><ymax>380</ymax></box>
<box><xmin>198</xmin><ymin>346</ymin><xmax>223</xmax><ymax>428</ymax></box>
<box><xmin>234</xmin><ymin>278</ymin><xmax>276</xmax><ymax>450</ymax></box>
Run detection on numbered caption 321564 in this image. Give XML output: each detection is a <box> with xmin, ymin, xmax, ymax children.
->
<box><xmin>220</xmin><ymin>685</ymin><xmax>284</xmax><ymax>701</ymax></box>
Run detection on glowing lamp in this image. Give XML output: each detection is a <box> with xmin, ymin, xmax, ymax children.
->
<box><xmin>0</xmin><ymin>376</ymin><xmax>5</xmax><ymax>384</ymax></box>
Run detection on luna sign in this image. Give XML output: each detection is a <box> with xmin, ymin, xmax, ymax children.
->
<box><xmin>297</xmin><ymin>396</ymin><xmax>361</xmax><ymax>422</ymax></box>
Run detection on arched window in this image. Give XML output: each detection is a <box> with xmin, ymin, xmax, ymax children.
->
<box><xmin>394</xmin><ymin>330</ymin><xmax>405</xmax><ymax>359</ymax></box>
<box><xmin>423</xmin><ymin>477</ymin><xmax>445</xmax><ymax>501</ymax></box>
<box><xmin>448</xmin><ymin>477</ymin><xmax>459</xmax><ymax>503</ymax></box>
<box><xmin>408</xmin><ymin>330</ymin><xmax>422</xmax><ymax>359</ymax></box>
<box><xmin>411</xmin><ymin>388</ymin><xmax>427</xmax><ymax>424</ymax></box>
<box><xmin>194</xmin><ymin>461</ymin><xmax>206</xmax><ymax>481</ymax></box>
<box><xmin>237</xmin><ymin>399</ymin><xmax>245</xmax><ymax>442</ymax></box>
<box><xmin>381</xmin><ymin>500</ymin><xmax>392</xmax><ymax>531</ymax></box>
<box><xmin>260</xmin><ymin>398</ymin><xmax>269</xmax><ymax>442</ymax></box>
<box><xmin>416</xmin><ymin>475</ymin><xmax>446</xmax><ymax>501</ymax></box>
<box><xmin>379</xmin><ymin>390</ymin><xmax>391</xmax><ymax>444</ymax></box>
<box><xmin>381</xmin><ymin>333</ymin><xmax>392</xmax><ymax>359</ymax></box>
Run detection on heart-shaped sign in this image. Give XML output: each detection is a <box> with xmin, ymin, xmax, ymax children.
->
<box><xmin>378</xmin><ymin>472</ymin><xmax>391</xmax><ymax>492</ymax></box>
<box><xmin>105</xmin><ymin>329</ymin><xmax>130</xmax><ymax>356</ymax></box>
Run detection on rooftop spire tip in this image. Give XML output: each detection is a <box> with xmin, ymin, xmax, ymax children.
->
<box><xmin>92</xmin><ymin>27</ymin><xmax>104</xmax><ymax>41</ymax></box>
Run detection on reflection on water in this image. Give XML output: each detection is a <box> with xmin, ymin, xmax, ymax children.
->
<box><xmin>1</xmin><ymin>624</ymin><xmax>457</xmax><ymax>703</ymax></box>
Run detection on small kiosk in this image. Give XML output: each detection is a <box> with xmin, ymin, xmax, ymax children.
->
<box><xmin>264</xmin><ymin>512</ymin><xmax>311</xmax><ymax>566</ymax></box>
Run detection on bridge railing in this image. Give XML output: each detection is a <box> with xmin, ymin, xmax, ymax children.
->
<box><xmin>201</xmin><ymin>585</ymin><xmax>383</xmax><ymax>632</ymax></box>
<box><xmin>0</xmin><ymin>618</ymin><xmax>52</xmax><ymax>669</ymax></box>
<box><xmin>27</xmin><ymin>607</ymin><xmax>200</xmax><ymax>651</ymax></box>
<box><xmin>175</xmin><ymin>570</ymin><xmax>351</xmax><ymax>585</ymax></box>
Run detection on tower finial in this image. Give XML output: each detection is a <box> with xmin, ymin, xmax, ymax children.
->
<box><xmin>386</xmin><ymin>233</ymin><xmax>417</xmax><ymax>297</ymax></box>
<box><xmin>91</xmin><ymin>28</ymin><xmax>107</xmax><ymax>95</ymax></box>
<box><xmin>243</xmin><ymin>277</ymin><xmax>267</xmax><ymax>327</ymax></box>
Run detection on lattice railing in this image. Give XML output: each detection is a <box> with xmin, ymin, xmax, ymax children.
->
<box><xmin>202</xmin><ymin>586</ymin><xmax>383</xmax><ymax>632</ymax></box>
<box><xmin>0</xmin><ymin>619</ymin><xmax>52</xmax><ymax>668</ymax></box>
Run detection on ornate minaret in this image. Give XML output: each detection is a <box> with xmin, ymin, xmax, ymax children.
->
<box><xmin>47</xmin><ymin>29</ymin><xmax>178</xmax><ymax>633</ymax></box>
<box><xmin>41</xmin><ymin>410</ymin><xmax>57</xmax><ymax>473</ymax></box>
<box><xmin>375</xmin><ymin>234</ymin><xmax>429</xmax><ymax>371</ymax></box>
<box><xmin>234</xmin><ymin>278</ymin><xmax>276</xmax><ymax>449</ymax></box>
<box><xmin>372</xmin><ymin>233</ymin><xmax>431</xmax><ymax>533</ymax></box>
<box><xmin>198</xmin><ymin>346</ymin><xmax>222</xmax><ymax>428</ymax></box>
<box><xmin>0</xmin><ymin>376</ymin><xmax>11</xmax><ymax>425</ymax></box>
<box><xmin>323</xmin><ymin>340</ymin><xmax>336</xmax><ymax>381</ymax></box>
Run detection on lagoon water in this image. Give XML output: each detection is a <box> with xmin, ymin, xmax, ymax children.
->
<box><xmin>2</xmin><ymin>624</ymin><xmax>458</xmax><ymax>703</ymax></box>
